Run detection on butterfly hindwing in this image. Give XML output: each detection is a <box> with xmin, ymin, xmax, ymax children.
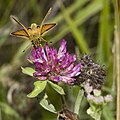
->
<box><xmin>11</xmin><ymin>29</ymin><xmax>29</xmax><ymax>38</ymax></box>
<box><xmin>41</xmin><ymin>23</ymin><xmax>56</xmax><ymax>35</ymax></box>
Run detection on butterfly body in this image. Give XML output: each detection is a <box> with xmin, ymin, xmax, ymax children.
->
<box><xmin>28</xmin><ymin>23</ymin><xmax>41</xmax><ymax>41</ymax></box>
<box><xmin>11</xmin><ymin>8</ymin><xmax>56</xmax><ymax>47</ymax></box>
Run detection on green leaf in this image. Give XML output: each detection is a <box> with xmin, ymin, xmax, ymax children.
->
<box><xmin>57</xmin><ymin>0</ymin><xmax>89</xmax><ymax>53</ymax></box>
<box><xmin>48</xmin><ymin>81</ymin><xmax>65</xmax><ymax>95</ymax></box>
<box><xmin>39</xmin><ymin>94</ymin><xmax>57</xmax><ymax>113</ymax></box>
<box><xmin>27</xmin><ymin>81</ymin><xmax>47</xmax><ymax>98</ymax></box>
<box><xmin>51</xmin><ymin>0</ymin><xmax>103</xmax><ymax>53</ymax></box>
<box><xmin>0</xmin><ymin>102</ymin><xmax>22</xmax><ymax>119</ymax></box>
<box><xmin>21</xmin><ymin>67</ymin><xmax>36</xmax><ymax>77</ymax></box>
<box><xmin>87</xmin><ymin>107</ymin><xmax>102</xmax><ymax>120</ymax></box>
<box><xmin>97</xmin><ymin>0</ymin><xmax>111</xmax><ymax>63</ymax></box>
<box><xmin>103</xmin><ymin>106</ymin><xmax>115</xmax><ymax>120</ymax></box>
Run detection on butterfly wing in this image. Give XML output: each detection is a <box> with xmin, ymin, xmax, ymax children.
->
<box><xmin>11</xmin><ymin>29</ymin><xmax>29</xmax><ymax>38</ymax></box>
<box><xmin>11</xmin><ymin>16</ymin><xmax>30</xmax><ymax>37</ymax></box>
<box><xmin>41</xmin><ymin>23</ymin><xmax>56</xmax><ymax>35</ymax></box>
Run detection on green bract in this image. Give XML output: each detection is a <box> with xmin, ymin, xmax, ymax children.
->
<box><xmin>48</xmin><ymin>81</ymin><xmax>65</xmax><ymax>95</ymax></box>
<box><xmin>27</xmin><ymin>81</ymin><xmax>47</xmax><ymax>98</ymax></box>
<box><xmin>39</xmin><ymin>94</ymin><xmax>57</xmax><ymax>113</ymax></box>
<box><xmin>21</xmin><ymin>67</ymin><xmax>36</xmax><ymax>77</ymax></box>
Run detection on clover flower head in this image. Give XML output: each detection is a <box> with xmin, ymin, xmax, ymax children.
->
<box><xmin>28</xmin><ymin>40</ymin><xmax>81</xmax><ymax>85</ymax></box>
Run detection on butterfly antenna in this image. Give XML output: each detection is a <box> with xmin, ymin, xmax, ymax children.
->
<box><xmin>41</xmin><ymin>37</ymin><xmax>47</xmax><ymax>42</ymax></box>
<box><xmin>40</xmin><ymin>8</ymin><xmax>52</xmax><ymax>34</ymax></box>
<box><xmin>41</xmin><ymin>8</ymin><xmax>52</xmax><ymax>27</ymax></box>
<box><xmin>11</xmin><ymin>16</ymin><xmax>30</xmax><ymax>37</ymax></box>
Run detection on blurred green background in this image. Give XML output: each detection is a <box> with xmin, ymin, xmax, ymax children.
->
<box><xmin>0</xmin><ymin>0</ymin><xmax>117</xmax><ymax>120</ymax></box>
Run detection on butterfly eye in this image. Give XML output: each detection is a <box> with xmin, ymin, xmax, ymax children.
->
<box><xmin>37</xmin><ymin>26</ymin><xmax>40</xmax><ymax>28</ymax></box>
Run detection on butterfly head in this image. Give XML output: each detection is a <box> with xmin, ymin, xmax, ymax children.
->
<box><xmin>31</xmin><ymin>23</ymin><xmax>37</xmax><ymax>30</ymax></box>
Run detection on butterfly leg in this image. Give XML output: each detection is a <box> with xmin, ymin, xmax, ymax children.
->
<box><xmin>31</xmin><ymin>40</ymin><xmax>40</xmax><ymax>48</ymax></box>
<box><xmin>22</xmin><ymin>44</ymin><xmax>31</xmax><ymax>52</ymax></box>
<box><xmin>40</xmin><ymin>37</ymin><xmax>48</xmax><ymax>43</ymax></box>
<box><xmin>33</xmin><ymin>39</ymin><xmax>43</xmax><ymax>48</ymax></box>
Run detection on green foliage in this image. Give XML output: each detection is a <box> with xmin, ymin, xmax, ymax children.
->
<box><xmin>0</xmin><ymin>102</ymin><xmax>22</xmax><ymax>120</ymax></box>
<box><xmin>74</xmin><ymin>89</ymin><xmax>84</xmax><ymax>115</ymax></box>
<box><xmin>39</xmin><ymin>94</ymin><xmax>57</xmax><ymax>113</ymax></box>
<box><xmin>48</xmin><ymin>81</ymin><xmax>65</xmax><ymax>95</ymax></box>
<box><xmin>21</xmin><ymin>67</ymin><xmax>36</xmax><ymax>77</ymax></box>
<box><xmin>27</xmin><ymin>81</ymin><xmax>47</xmax><ymax>98</ymax></box>
<box><xmin>103</xmin><ymin>106</ymin><xmax>114</xmax><ymax>120</ymax></box>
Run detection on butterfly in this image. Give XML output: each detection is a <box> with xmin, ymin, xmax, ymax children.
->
<box><xmin>10</xmin><ymin>8</ymin><xmax>56</xmax><ymax>47</ymax></box>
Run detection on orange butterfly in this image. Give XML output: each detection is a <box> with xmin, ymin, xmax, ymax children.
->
<box><xmin>10</xmin><ymin>8</ymin><xmax>56</xmax><ymax>47</ymax></box>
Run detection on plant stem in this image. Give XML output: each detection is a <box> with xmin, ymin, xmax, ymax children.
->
<box><xmin>74</xmin><ymin>89</ymin><xmax>84</xmax><ymax>115</ymax></box>
<box><xmin>60</xmin><ymin>95</ymin><xmax>66</xmax><ymax>109</ymax></box>
<box><xmin>114</xmin><ymin>0</ymin><xmax>120</xmax><ymax>120</ymax></box>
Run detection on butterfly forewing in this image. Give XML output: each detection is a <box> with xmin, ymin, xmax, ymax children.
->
<box><xmin>41</xmin><ymin>23</ymin><xmax>56</xmax><ymax>35</ymax></box>
<box><xmin>11</xmin><ymin>29</ymin><xmax>29</xmax><ymax>38</ymax></box>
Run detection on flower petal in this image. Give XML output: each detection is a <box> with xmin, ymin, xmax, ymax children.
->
<box><xmin>60</xmin><ymin>76</ymin><xmax>75</xmax><ymax>85</ymax></box>
<box><xmin>67</xmin><ymin>63</ymin><xmax>81</xmax><ymax>77</ymax></box>
<box><xmin>58</xmin><ymin>39</ymin><xmax>66</xmax><ymax>59</ymax></box>
<box><xmin>50</xmin><ymin>75</ymin><xmax>61</xmax><ymax>82</ymax></box>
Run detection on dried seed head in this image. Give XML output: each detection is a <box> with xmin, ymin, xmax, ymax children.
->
<box><xmin>75</xmin><ymin>55</ymin><xmax>106</xmax><ymax>89</ymax></box>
